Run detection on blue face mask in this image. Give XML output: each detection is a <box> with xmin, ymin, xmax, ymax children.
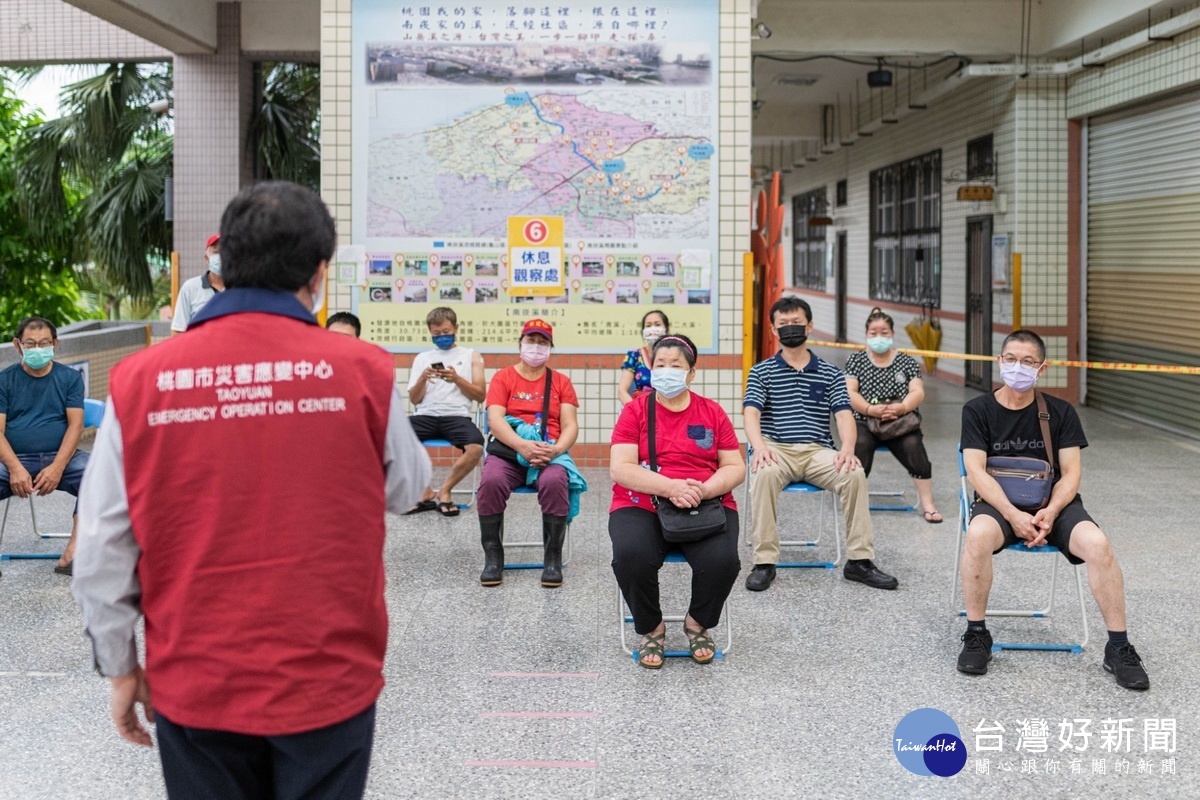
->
<box><xmin>22</xmin><ymin>346</ymin><xmax>54</xmax><ymax>369</ymax></box>
<box><xmin>431</xmin><ymin>334</ymin><xmax>456</xmax><ymax>350</ymax></box>
<box><xmin>651</xmin><ymin>367</ymin><xmax>689</xmax><ymax>399</ymax></box>
<box><xmin>867</xmin><ymin>337</ymin><xmax>893</xmax><ymax>354</ymax></box>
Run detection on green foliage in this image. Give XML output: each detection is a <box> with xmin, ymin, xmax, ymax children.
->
<box><xmin>0</xmin><ymin>73</ymin><xmax>101</xmax><ymax>337</ymax></box>
<box><xmin>251</xmin><ymin>62</ymin><xmax>320</xmax><ymax>191</ymax></box>
<box><xmin>12</xmin><ymin>63</ymin><xmax>173</xmax><ymax>302</ymax></box>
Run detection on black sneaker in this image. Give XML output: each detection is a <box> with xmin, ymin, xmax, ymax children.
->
<box><xmin>842</xmin><ymin>559</ymin><xmax>898</xmax><ymax>590</ymax></box>
<box><xmin>957</xmin><ymin>629</ymin><xmax>994</xmax><ymax>674</ymax></box>
<box><xmin>1103</xmin><ymin>643</ymin><xmax>1150</xmax><ymax>690</ymax></box>
<box><xmin>745</xmin><ymin>564</ymin><xmax>776</xmax><ymax>592</ymax></box>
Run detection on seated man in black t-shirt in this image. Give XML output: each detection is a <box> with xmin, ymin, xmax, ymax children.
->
<box><xmin>958</xmin><ymin>329</ymin><xmax>1149</xmax><ymax>690</ymax></box>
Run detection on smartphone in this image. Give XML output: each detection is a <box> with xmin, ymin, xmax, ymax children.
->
<box><xmin>431</xmin><ymin>362</ymin><xmax>445</xmax><ymax>371</ymax></box>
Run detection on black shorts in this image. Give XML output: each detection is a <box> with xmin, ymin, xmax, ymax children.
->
<box><xmin>969</xmin><ymin>494</ymin><xmax>1095</xmax><ymax>565</ymax></box>
<box><xmin>409</xmin><ymin>415</ymin><xmax>484</xmax><ymax>449</ymax></box>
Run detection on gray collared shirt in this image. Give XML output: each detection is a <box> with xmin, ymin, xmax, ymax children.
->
<box><xmin>170</xmin><ymin>272</ymin><xmax>219</xmax><ymax>332</ymax></box>
<box><xmin>71</xmin><ymin>387</ymin><xmax>431</xmax><ymax>677</ymax></box>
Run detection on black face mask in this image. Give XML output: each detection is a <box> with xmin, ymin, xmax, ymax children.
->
<box><xmin>777</xmin><ymin>325</ymin><xmax>808</xmax><ymax>349</ymax></box>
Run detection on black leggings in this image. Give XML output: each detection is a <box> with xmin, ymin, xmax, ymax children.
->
<box><xmin>609</xmin><ymin>506</ymin><xmax>740</xmax><ymax>635</ymax></box>
<box><xmin>854</xmin><ymin>422</ymin><xmax>933</xmax><ymax>480</ymax></box>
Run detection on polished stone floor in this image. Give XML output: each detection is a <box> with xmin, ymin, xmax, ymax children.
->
<box><xmin>1</xmin><ymin>377</ymin><xmax>1197</xmax><ymax>799</ymax></box>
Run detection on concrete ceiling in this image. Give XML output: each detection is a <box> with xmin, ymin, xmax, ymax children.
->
<box><xmin>64</xmin><ymin>0</ymin><xmax>318</xmax><ymax>55</ymax></box>
<box><xmin>751</xmin><ymin>0</ymin><xmax>1197</xmax><ymax>140</ymax></box>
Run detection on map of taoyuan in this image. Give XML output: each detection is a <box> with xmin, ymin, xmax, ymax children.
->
<box><xmin>368</xmin><ymin>89</ymin><xmax>714</xmax><ymax>240</ymax></box>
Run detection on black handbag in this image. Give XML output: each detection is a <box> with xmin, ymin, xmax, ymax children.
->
<box><xmin>866</xmin><ymin>410</ymin><xmax>921</xmax><ymax>440</ymax></box>
<box><xmin>984</xmin><ymin>391</ymin><xmax>1054</xmax><ymax>511</ymax></box>
<box><xmin>647</xmin><ymin>392</ymin><xmax>727</xmax><ymax>542</ymax></box>
<box><xmin>486</xmin><ymin>369</ymin><xmax>552</xmax><ymax>463</ymax></box>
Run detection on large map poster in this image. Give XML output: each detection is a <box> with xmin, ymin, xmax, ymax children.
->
<box><xmin>350</xmin><ymin>1</ymin><xmax>720</xmax><ymax>352</ymax></box>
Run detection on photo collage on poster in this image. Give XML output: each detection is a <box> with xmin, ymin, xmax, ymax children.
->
<box><xmin>360</xmin><ymin>247</ymin><xmax>711</xmax><ymax>308</ymax></box>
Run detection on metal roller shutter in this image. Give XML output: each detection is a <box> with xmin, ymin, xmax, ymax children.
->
<box><xmin>1087</xmin><ymin>90</ymin><xmax>1200</xmax><ymax>436</ymax></box>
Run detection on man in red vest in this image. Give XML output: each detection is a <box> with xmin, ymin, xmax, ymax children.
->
<box><xmin>72</xmin><ymin>181</ymin><xmax>431</xmax><ymax>799</ymax></box>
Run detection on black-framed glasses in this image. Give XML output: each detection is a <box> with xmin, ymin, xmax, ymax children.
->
<box><xmin>999</xmin><ymin>355</ymin><xmax>1041</xmax><ymax>368</ymax></box>
<box><xmin>19</xmin><ymin>340</ymin><xmax>53</xmax><ymax>349</ymax></box>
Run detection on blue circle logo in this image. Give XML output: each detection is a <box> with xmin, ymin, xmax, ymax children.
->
<box><xmin>893</xmin><ymin>708</ymin><xmax>968</xmax><ymax>777</ymax></box>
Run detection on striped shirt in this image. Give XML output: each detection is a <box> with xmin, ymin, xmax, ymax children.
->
<box><xmin>743</xmin><ymin>352</ymin><xmax>851</xmax><ymax>447</ymax></box>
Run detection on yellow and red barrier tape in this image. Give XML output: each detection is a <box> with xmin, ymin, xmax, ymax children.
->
<box><xmin>808</xmin><ymin>340</ymin><xmax>1200</xmax><ymax>375</ymax></box>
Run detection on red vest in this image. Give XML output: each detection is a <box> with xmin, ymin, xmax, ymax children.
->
<box><xmin>109</xmin><ymin>312</ymin><xmax>395</xmax><ymax>735</ymax></box>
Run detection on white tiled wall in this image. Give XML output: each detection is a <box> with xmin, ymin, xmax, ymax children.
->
<box><xmin>0</xmin><ymin>0</ymin><xmax>169</xmax><ymax>63</ymax></box>
<box><xmin>777</xmin><ymin>70</ymin><xmax>1069</xmax><ymax>387</ymax></box>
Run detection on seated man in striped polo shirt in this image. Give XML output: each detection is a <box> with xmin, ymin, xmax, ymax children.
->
<box><xmin>743</xmin><ymin>296</ymin><xmax>899</xmax><ymax>592</ymax></box>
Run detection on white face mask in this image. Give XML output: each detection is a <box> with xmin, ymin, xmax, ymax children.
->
<box><xmin>308</xmin><ymin>274</ymin><xmax>325</xmax><ymax>316</ymax></box>
<box><xmin>650</xmin><ymin>367</ymin><xmax>689</xmax><ymax>398</ymax></box>
<box><xmin>207</xmin><ymin>254</ymin><xmax>222</xmax><ymax>276</ymax></box>
<box><xmin>643</xmin><ymin>326</ymin><xmax>666</xmax><ymax>344</ymax></box>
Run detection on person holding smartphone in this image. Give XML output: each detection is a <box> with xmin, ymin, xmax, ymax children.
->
<box><xmin>406</xmin><ymin>307</ymin><xmax>486</xmax><ymax>517</ymax></box>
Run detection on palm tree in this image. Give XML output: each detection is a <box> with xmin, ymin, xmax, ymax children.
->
<box><xmin>14</xmin><ymin>63</ymin><xmax>172</xmax><ymax>303</ymax></box>
<box><xmin>0</xmin><ymin>71</ymin><xmax>101</xmax><ymax>333</ymax></box>
<box><xmin>250</xmin><ymin>62</ymin><xmax>320</xmax><ymax>191</ymax></box>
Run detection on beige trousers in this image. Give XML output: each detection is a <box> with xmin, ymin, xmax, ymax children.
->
<box><xmin>749</xmin><ymin>441</ymin><xmax>875</xmax><ymax>564</ymax></box>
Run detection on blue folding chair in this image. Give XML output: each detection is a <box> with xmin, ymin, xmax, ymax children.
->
<box><xmin>742</xmin><ymin>450</ymin><xmax>842</xmax><ymax>569</ymax></box>
<box><xmin>619</xmin><ymin>546</ymin><xmax>732</xmax><ymax>659</ymax></box>
<box><xmin>1</xmin><ymin>398</ymin><xmax>105</xmax><ymax>562</ymax></box>
<box><xmin>414</xmin><ymin>406</ymin><xmax>484</xmax><ymax>510</ymax></box>
<box><xmin>950</xmin><ymin>450</ymin><xmax>1089</xmax><ymax>653</ymax></box>
<box><xmin>479</xmin><ymin>415</ymin><xmax>571</xmax><ymax>571</ymax></box>
<box><xmin>868</xmin><ymin>445</ymin><xmax>918</xmax><ymax>512</ymax></box>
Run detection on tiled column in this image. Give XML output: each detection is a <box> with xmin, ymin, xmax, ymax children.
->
<box><xmin>174</xmin><ymin>2</ymin><xmax>249</xmax><ymax>280</ymax></box>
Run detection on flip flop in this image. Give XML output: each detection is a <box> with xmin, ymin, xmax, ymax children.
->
<box><xmin>436</xmin><ymin>501</ymin><xmax>460</xmax><ymax>517</ymax></box>
<box><xmin>54</xmin><ymin>562</ymin><xmax>73</xmax><ymax>577</ymax></box>
<box><xmin>923</xmin><ymin>510</ymin><xmax>944</xmax><ymax>524</ymax></box>
<box><xmin>404</xmin><ymin>499</ymin><xmax>437</xmax><ymax>515</ymax></box>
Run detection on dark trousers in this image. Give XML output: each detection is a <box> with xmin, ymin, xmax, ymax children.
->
<box><xmin>156</xmin><ymin>704</ymin><xmax>376</xmax><ymax>800</ymax></box>
<box><xmin>610</xmin><ymin>506</ymin><xmax>740</xmax><ymax>635</ymax></box>
<box><xmin>854</xmin><ymin>422</ymin><xmax>933</xmax><ymax>480</ymax></box>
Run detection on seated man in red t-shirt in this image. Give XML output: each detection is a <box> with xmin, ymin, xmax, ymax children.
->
<box><xmin>477</xmin><ymin>319</ymin><xmax>579</xmax><ymax>588</ymax></box>
<box><xmin>608</xmin><ymin>334</ymin><xmax>746</xmax><ymax>669</ymax></box>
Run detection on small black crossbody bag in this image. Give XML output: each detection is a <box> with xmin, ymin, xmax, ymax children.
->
<box><xmin>647</xmin><ymin>392</ymin><xmax>727</xmax><ymax>542</ymax></box>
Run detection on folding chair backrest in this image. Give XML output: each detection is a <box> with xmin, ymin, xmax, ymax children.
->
<box><xmin>83</xmin><ymin>398</ymin><xmax>105</xmax><ymax>429</ymax></box>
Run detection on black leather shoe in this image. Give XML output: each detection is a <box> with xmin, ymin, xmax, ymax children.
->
<box><xmin>957</xmin><ymin>628</ymin><xmax>993</xmax><ymax>674</ymax></box>
<box><xmin>842</xmin><ymin>559</ymin><xmax>898</xmax><ymax>590</ymax></box>
<box><xmin>1104</xmin><ymin>643</ymin><xmax>1150</xmax><ymax>690</ymax></box>
<box><xmin>745</xmin><ymin>564</ymin><xmax>776</xmax><ymax>592</ymax></box>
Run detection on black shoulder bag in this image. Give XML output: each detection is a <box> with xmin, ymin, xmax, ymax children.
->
<box><xmin>486</xmin><ymin>369</ymin><xmax>552</xmax><ymax>463</ymax></box>
<box><xmin>984</xmin><ymin>391</ymin><xmax>1054</xmax><ymax>511</ymax></box>
<box><xmin>648</xmin><ymin>392</ymin><xmax>728</xmax><ymax>542</ymax></box>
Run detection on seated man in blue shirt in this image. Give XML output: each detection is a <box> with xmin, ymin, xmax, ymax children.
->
<box><xmin>0</xmin><ymin>317</ymin><xmax>89</xmax><ymax>576</ymax></box>
<box><xmin>743</xmin><ymin>297</ymin><xmax>898</xmax><ymax>592</ymax></box>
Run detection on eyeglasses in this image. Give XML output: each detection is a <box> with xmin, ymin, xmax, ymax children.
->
<box><xmin>999</xmin><ymin>355</ymin><xmax>1041</xmax><ymax>368</ymax></box>
<box><xmin>20</xmin><ymin>340</ymin><xmax>53</xmax><ymax>349</ymax></box>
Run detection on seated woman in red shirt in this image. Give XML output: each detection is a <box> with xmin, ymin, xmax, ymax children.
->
<box><xmin>478</xmin><ymin>318</ymin><xmax>579</xmax><ymax>588</ymax></box>
<box><xmin>608</xmin><ymin>334</ymin><xmax>746</xmax><ymax>669</ymax></box>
